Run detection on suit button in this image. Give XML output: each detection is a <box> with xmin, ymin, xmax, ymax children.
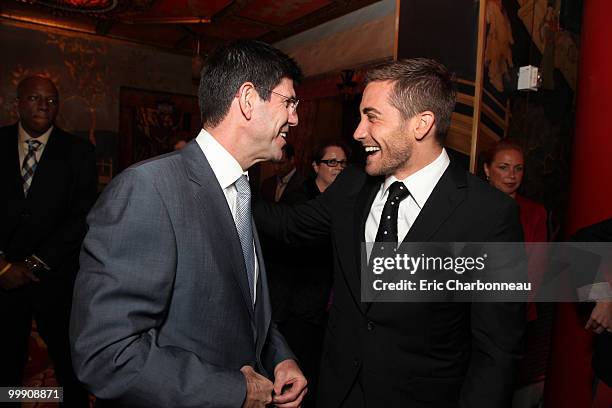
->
<box><xmin>367</xmin><ymin>321</ymin><xmax>374</xmax><ymax>331</ymax></box>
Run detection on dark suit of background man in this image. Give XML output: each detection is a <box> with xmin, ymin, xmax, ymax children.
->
<box><xmin>260</xmin><ymin>143</ymin><xmax>303</xmax><ymax>203</ymax></box>
<box><xmin>0</xmin><ymin>75</ymin><xmax>97</xmax><ymax>407</ymax></box>
<box><xmin>255</xmin><ymin>59</ymin><xmax>526</xmax><ymax>408</ymax></box>
<box><xmin>70</xmin><ymin>40</ymin><xmax>307</xmax><ymax>408</ymax></box>
<box><xmin>571</xmin><ymin>219</ymin><xmax>612</xmax><ymax>390</ymax></box>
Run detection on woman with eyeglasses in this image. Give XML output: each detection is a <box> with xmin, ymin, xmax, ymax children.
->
<box><xmin>312</xmin><ymin>143</ymin><xmax>349</xmax><ymax>192</ymax></box>
<box><xmin>278</xmin><ymin>141</ymin><xmax>349</xmax><ymax>408</ymax></box>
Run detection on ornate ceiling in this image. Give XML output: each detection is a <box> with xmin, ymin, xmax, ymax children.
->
<box><xmin>2</xmin><ymin>0</ymin><xmax>381</xmax><ymax>54</ymax></box>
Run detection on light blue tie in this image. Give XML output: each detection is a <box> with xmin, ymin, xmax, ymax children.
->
<box><xmin>234</xmin><ymin>175</ymin><xmax>255</xmax><ymax>305</ymax></box>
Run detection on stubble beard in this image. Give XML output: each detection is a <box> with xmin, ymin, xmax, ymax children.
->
<box><xmin>366</xmin><ymin>126</ymin><xmax>412</xmax><ymax>178</ymax></box>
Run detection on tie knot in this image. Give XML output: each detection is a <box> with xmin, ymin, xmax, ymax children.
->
<box><xmin>27</xmin><ymin>139</ymin><xmax>42</xmax><ymax>151</ymax></box>
<box><xmin>387</xmin><ymin>181</ymin><xmax>409</xmax><ymax>203</ymax></box>
<box><xmin>234</xmin><ymin>174</ymin><xmax>251</xmax><ymax>196</ymax></box>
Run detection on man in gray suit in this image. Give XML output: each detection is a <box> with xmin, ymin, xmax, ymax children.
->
<box><xmin>70</xmin><ymin>40</ymin><xmax>307</xmax><ymax>408</ymax></box>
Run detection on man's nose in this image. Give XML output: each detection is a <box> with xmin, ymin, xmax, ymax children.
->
<box><xmin>288</xmin><ymin>109</ymin><xmax>298</xmax><ymax>126</ymax></box>
<box><xmin>353</xmin><ymin>121</ymin><xmax>366</xmax><ymax>140</ymax></box>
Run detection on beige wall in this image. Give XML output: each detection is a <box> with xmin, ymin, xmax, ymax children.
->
<box><xmin>275</xmin><ymin>0</ymin><xmax>396</xmax><ymax>77</ymax></box>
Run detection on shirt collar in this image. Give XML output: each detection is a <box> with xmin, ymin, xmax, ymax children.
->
<box><xmin>18</xmin><ymin>122</ymin><xmax>53</xmax><ymax>147</ymax></box>
<box><xmin>195</xmin><ymin>128</ymin><xmax>246</xmax><ymax>189</ymax></box>
<box><xmin>381</xmin><ymin>148</ymin><xmax>450</xmax><ymax>208</ymax></box>
<box><xmin>279</xmin><ymin>168</ymin><xmax>296</xmax><ymax>184</ymax></box>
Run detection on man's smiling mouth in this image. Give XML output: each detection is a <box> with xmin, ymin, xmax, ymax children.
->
<box><xmin>364</xmin><ymin>146</ymin><xmax>381</xmax><ymax>155</ymax></box>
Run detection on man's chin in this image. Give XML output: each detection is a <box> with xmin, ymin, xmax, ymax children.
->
<box><xmin>364</xmin><ymin>163</ymin><xmax>383</xmax><ymax>177</ymax></box>
<box><xmin>23</xmin><ymin>123</ymin><xmax>51</xmax><ymax>137</ymax></box>
<box><xmin>271</xmin><ymin>150</ymin><xmax>284</xmax><ymax>162</ymax></box>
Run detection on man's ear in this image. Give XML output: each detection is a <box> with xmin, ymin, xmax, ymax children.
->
<box><xmin>414</xmin><ymin>111</ymin><xmax>435</xmax><ymax>141</ymax></box>
<box><xmin>237</xmin><ymin>82</ymin><xmax>257</xmax><ymax>120</ymax></box>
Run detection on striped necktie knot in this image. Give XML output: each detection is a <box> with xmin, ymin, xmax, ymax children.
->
<box><xmin>22</xmin><ymin>139</ymin><xmax>42</xmax><ymax>196</ymax></box>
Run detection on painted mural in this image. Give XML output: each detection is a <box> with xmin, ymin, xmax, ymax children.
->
<box><xmin>482</xmin><ymin>0</ymin><xmax>580</xmax><ymax>240</ymax></box>
<box><xmin>0</xmin><ymin>21</ymin><xmax>196</xmax><ymax>137</ymax></box>
<box><xmin>485</xmin><ymin>0</ymin><xmax>515</xmax><ymax>92</ymax></box>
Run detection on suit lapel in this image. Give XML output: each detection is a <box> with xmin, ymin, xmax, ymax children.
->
<box><xmin>253</xmin><ymin>226</ymin><xmax>271</xmax><ymax>360</ymax></box>
<box><xmin>182</xmin><ymin>142</ymin><xmax>255</xmax><ymax>320</ymax></box>
<box><xmin>1</xmin><ymin>125</ymin><xmax>26</xmax><ymax>199</ymax></box>
<box><xmin>403</xmin><ymin>161</ymin><xmax>467</xmax><ymax>243</ymax></box>
<box><xmin>364</xmin><ymin>161</ymin><xmax>467</xmax><ymax>314</ymax></box>
<box><xmin>353</xmin><ymin>176</ymin><xmax>382</xmax><ymax>314</ymax></box>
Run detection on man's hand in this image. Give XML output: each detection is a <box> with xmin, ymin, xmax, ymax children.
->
<box><xmin>586</xmin><ymin>300</ymin><xmax>612</xmax><ymax>334</ymax></box>
<box><xmin>272</xmin><ymin>359</ymin><xmax>307</xmax><ymax>408</ymax></box>
<box><xmin>241</xmin><ymin>365</ymin><xmax>274</xmax><ymax>408</ymax></box>
<box><xmin>0</xmin><ymin>262</ymin><xmax>39</xmax><ymax>290</ymax></box>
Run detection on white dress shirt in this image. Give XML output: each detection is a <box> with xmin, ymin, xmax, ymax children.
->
<box><xmin>196</xmin><ymin>129</ymin><xmax>259</xmax><ymax>302</ymax></box>
<box><xmin>18</xmin><ymin>122</ymin><xmax>52</xmax><ymax>171</ymax></box>
<box><xmin>365</xmin><ymin>149</ymin><xmax>450</xmax><ymax>257</ymax></box>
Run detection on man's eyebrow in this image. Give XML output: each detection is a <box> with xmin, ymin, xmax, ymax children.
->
<box><xmin>362</xmin><ymin>107</ymin><xmax>381</xmax><ymax>115</ymax></box>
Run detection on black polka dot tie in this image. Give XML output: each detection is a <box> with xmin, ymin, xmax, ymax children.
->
<box><xmin>374</xmin><ymin>181</ymin><xmax>410</xmax><ymax>244</ymax></box>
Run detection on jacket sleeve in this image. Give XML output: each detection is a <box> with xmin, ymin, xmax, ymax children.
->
<box><xmin>70</xmin><ymin>168</ymin><xmax>246</xmax><ymax>408</ymax></box>
<box><xmin>36</xmin><ymin>139</ymin><xmax>98</xmax><ymax>273</ymax></box>
<box><xmin>253</xmin><ymin>168</ymin><xmax>354</xmax><ymax>246</ymax></box>
<box><xmin>261</xmin><ymin>321</ymin><xmax>297</xmax><ymax>374</ymax></box>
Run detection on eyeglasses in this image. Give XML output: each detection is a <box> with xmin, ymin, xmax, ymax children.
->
<box><xmin>267</xmin><ymin>90</ymin><xmax>299</xmax><ymax>113</ymax></box>
<box><xmin>318</xmin><ymin>159</ymin><xmax>348</xmax><ymax>168</ymax></box>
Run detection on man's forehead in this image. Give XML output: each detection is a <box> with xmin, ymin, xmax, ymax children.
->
<box><xmin>19</xmin><ymin>78</ymin><xmax>58</xmax><ymax>96</ymax></box>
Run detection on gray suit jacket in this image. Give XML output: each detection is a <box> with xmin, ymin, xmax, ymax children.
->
<box><xmin>70</xmin><ymin>141</ymin><xmax>294</xmax><ymax>407</ymax></box>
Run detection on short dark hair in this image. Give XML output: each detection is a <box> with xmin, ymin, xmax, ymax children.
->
<box><xmin>364</xmin><ymin>58</ymin><xmax>456</xmax><ymax>144</ymax></box>
<box><xmin>17</xmin><ymin>75</ymin><xmax>58</xmax><ymax>98</ymax></box>
<box><xmin>483</xmin><ymin>139</ymin><xmax>524</xmax><ymax>165</ymax></box>
<box><xmin>312</xmin><ymin>141</ymin><xmax>351</xmax><ymax>163</ymax></box>
<box><xmin>198</xmin><ymin>40</ymin><xmax>303</xmax><ymax>127</ymax></box>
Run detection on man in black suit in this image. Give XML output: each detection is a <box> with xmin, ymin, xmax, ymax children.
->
<box><xmin>255</xmin><ymin>59</ymin><xmax>526</xmax><ymax>408</ymax></box>
<box><xmin>571</xmin><ymin>219</ymin><xmax>612</xmax><ymax>388</ymax></box>
<box><xmin>0</xmin><ymin>75</ymin><xmax>97</xmax><ymax>406</ymax></box>
<box><xmin>260</xmin><ymin>143</ymin><xmax>303</xmax><ymax>203</ymax></box>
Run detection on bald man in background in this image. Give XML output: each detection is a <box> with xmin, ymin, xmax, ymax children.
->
<box><xmin>0</xmin><ymin>75</ymin><xmax>97</xmax><ymax>406</ymax></box>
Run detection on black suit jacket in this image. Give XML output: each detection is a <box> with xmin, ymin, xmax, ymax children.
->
<box><xmin>572</xmin><ymin>218</ymin><xmax>612</xmax><ymax>387</ymax></box>
<box><xmin>260</xmin><ymin>170</ymin><xmax>304</xmax><ymax>203</ymax></box>
<box><xmin>0</xmin><ymin>123</ymin><xmax>98</xmax><ymax>287</ymax></box>
<box><xmin>255</xmin><ymin>161</ymin><xmax>526</xmax><ymax>408</ymax></box>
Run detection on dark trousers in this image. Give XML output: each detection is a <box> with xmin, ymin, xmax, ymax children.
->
<box><xmin>0</xmin><ymin>282</ymin><xmax>89</xmax><ymax>407</ymax></box>
<box><xmin>278</xmin><ymin>317</ymin><xmax>327</xmax><ymax>408</ymax></box>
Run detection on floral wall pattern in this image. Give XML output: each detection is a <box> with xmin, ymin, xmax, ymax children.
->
<box><xmin>0</xmin><ymin>21</ymin><xmax>196</xmax><ymax>137</ymax></box>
